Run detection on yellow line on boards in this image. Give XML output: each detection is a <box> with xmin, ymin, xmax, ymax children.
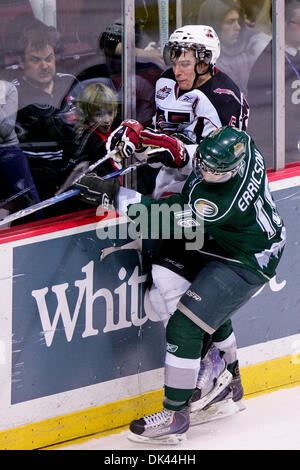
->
<box><xmin>1</xmin><ymin>354</ymin><xmax>299</xmax><ymax>450</ymax></box>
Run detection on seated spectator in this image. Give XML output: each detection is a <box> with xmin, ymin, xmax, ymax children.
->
<box><xmin>10</xmin><ymin>26</ymin><xmax>79</xmax><ymax>203</ymax></box>
<box><xmin>247</xmin><ymin>0</ymin><xmax>300</xmax><ymax>167</ymax></box>
<box><xmin>56</xmin><ymin>82</ymin><xmax>122</xmax><ymax>195</ymax></box>
<box><xmin>76</xmin><ymin>19</ymin><xmax>163</xmax><ymax>196</ymax></box>
<box><xmin>0</xmin><ymin>76</ymin><xmax>40</xmax><ymax>228</ymax></box>
<box><xmin>3</xmin><ymin>14</ymin><xmax>62</xmax><ymax>70</ymax></box>
<box><xmin>107</xmin><ymin>19</ymin><xmax>165</xmax><ymax>71</ymax></box>
<box><xmin>79</xmin><ymin>19</ymin><xmax>163</xmax><ymax>128</ymax></box>
<box><xmin>197</xmin><ymin>0</ymin><xmax>270</xmax><ymax>96</ymax></box>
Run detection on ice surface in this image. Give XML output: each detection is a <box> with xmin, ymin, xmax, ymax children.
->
<box><xmin>57</xmin><ymin>385</ymin><xmax>300</xmax><ymax>450</ymax></box>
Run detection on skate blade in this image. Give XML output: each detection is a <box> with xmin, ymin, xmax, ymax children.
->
<box><xmin>191</xmin><ymin>369</ymin><xmax>232</xmax><ymax>412</ymax></box>
<box><xmin>235</xmin><ymin>399</ymin><xmax>246</xmax><ymax>411</ymax></box>
<box><xmin>127</xmin><ymin>430</ymin><xmax>187</xmax><ymax>445</ymax></box>
<box><xmin>190</xmin><ymin>398</ymin><xmax>245</xmax><ymax>426</ymax></box>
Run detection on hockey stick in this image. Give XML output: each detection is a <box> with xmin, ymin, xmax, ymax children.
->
<box><xmin>100</xmin><ymin>160</ymin><xmax>148</xmax><ymax>180</ymax></box>
<box><xmin>55</xmin><ymin>149</ymin><xmax>118</xmax><ymax>194</ymax></box>
<box><xmin>0</xmin><ymin>151</ymin><xmax>118</xmax><ymax>227</ymax></box>
<box><xmin>0</xmin><ymin>185</ymin><xmax>35</xmax><ymax>207</ymax></box>
<box><xmin>0</xmin><ymin>189</ymin><xmax>80</xmax><ymax>227</ymax></box>
<box><xmin>65</xmin><ymin>150</ymin><xmax>118</xmax><ymax>187</ymax></box>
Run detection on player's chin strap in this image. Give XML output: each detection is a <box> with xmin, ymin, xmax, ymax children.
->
<box><xmin>191</xmin><ymin>62</ymin><xmax>212</xmax><ymax>88</ymax></box>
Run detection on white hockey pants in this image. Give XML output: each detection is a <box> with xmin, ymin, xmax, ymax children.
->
<box><xmin>149</xmin><ymin>263</ymin><xmax>238</xmax><ymax>364</ymax></box>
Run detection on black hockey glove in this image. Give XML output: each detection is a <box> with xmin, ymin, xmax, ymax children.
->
<box><xmin>74</xmin><ymin>173</ymin><xmax>120</xmax><ymax>207</ymax></box>
<box><xmin>140</xmin><ymin>129</ymin><xmax>189</xmax><ymax>168</ymax></box>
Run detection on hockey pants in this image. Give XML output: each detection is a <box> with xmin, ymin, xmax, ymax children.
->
<box><xmin>149</xmin><ymin>264</ymin><xmax>240</xmax><ymax>366</ymax></box>
<box><xmin>149</xmin><ymin>261</ymin><xmax>265</xmax><ymax>410</ymax></box>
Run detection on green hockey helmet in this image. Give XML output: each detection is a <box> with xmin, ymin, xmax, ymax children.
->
<box><xmin>193</xmin><ymin>126</ymin><xmax>248</xmax><ymax>181</ymax></box>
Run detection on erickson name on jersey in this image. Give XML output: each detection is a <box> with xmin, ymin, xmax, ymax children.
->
<box><xmin>137</xmin><ymin>134</ymin><xmax>285</xmax><ymax>282</ymax></box>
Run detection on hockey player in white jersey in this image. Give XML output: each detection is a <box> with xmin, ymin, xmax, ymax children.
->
<box><xmin>105</xmin><ymin>26</ymin><xmax>250</xmax><ymax>427</ymax></box>
<box><xmin>150</xmin><ymin>24</ymin><xmax>249</xmax><ymax>199</ymax></box>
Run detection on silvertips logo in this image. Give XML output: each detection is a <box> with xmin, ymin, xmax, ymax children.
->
<box><xmin>194</xmin><ymin>198</ymin><xmax>218</xmax><ymax>218</ymax></box>
<box><xmin>166</xmin><ymin>342</ymin><xmax>178</xmax><ymax>353</ymax></box>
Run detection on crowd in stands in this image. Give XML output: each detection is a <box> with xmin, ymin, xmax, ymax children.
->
<box><xmin>0</xmin><ymin>0</ymin><xmax>299</xmax><ymax>229</ymax></box>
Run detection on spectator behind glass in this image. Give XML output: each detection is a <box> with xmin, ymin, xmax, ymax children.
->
<box><xmin>81</xmin><ymin>19</ymin><xmax>163</xmax><ymax>195</ymax></box>
<box><xmin>247</xmin><ymin>0</ymin><xmax>300</xmax><ymax>167</ymax></box>
<box><xmin>78</xmin><ymin>19</ymin><xmax>163</xmax><ymax>128</ymax></box>
<box><xmin>0</xmin><ymin>69</ymin><xmax>40</xmax><ymax>228</ymax></box>
<box><xmin>11</xmin><ymin>26</ymin><xmax>78</xmax><ymax>205</ymax></box>
<box><xmin>56</xmin><ymin>82</ymin><xmax>122</xmax><ymax>195</ymax></box>
<box><xmin>197</xmin><ymin>0</ymin><xmax>270</xmax><ymax>96</ymax></box>
<box><xmin>241</xmin><ymin>0</ymin><xmax>272</xmax><ymax>35</ymax></box>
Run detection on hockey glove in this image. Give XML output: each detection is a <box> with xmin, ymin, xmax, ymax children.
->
<box><xmin>106</xmin><ymin>119</ymin><xmax>144</xmax><ymax>159</ymax></box>
<box><xmin>74</xmin><ymin>173</ymin><xmax>120</xmax><ymax>207</ymax></box>
<box><xmin>140</xmin><ymin>129</ymin><xmax>189</xmax><ymax>168</ymax></box>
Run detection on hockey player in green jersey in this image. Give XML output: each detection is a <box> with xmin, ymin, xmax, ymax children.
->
<box><xmin>103</xmin><ymin>24</ymin><xmax>251</xmax><ymax>422</ymax></box>
<box><xmin>75</xmin><ymin>125</ymin><xmax>286</xmax><ymax>444</ymax></box>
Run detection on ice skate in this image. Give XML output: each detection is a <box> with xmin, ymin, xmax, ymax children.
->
<box><xmin>189</xmin><ymin>346</ymin><xmax>245</xmax><ymax>426</ymax></box>
<box><xmin>230</xmin><ymin>360</ymin><xmax>245</xmax><ymax>403</ymax></box>
<box><xmin>128</xmin><ymin>407</ymin><xmax>190</xmax><ymax>445</ymax></box>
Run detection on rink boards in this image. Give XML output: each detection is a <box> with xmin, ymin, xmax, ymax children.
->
<box><xmin>0</xmin><ymin>169</ymin><xmax>300</xmax><ymax>449</ymax></box>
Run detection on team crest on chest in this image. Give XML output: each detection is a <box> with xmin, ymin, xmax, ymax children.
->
<box><xmin>194</xmin><ymin>198</ymin><xmax>219</xmax><ymax>218</ymax></box>
<box><xmin>156</xmin><ymin>86</ymin><xmax>172</xmax><ymax>100</ymax></box>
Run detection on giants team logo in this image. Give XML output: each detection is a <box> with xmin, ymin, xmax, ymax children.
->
<box><xmin>213</xmin><ymin>88</ymin><xmax>241</xmax><ymax>104</ymax></box>
<box><xmin>156</xmin><ymin>86</ymin><xmax>171</xmax><ymax>100</ymax></box>
<box><xmin>204</xmin><ymin>27</ymin><xmax>215</xmax><ymax>38</ymax></box>
<box><xmin>234</xmin><ymin>142</ymin><xmax>246</xmax><ymax>158</ymax></box>
<box><xmin>194</xmin><ymin>198</ymin><xmax>218</xmax><ymax>218</ymax></box>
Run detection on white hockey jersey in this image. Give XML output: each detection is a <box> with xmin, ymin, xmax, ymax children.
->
<box><xmin>153</xmin><ymin>78</ymin><xmax>221</xmax><ymax>141</ymax></box>
<box><xmin>151</xmin><ymin>67</ymin><xmax>249</xmax><ymax>198</ymax></box>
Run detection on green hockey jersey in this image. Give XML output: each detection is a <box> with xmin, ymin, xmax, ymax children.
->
<box><xmin>132</xmin><ymin>136</ymin><xmax>285</xmax><ymax>281</ymax></box>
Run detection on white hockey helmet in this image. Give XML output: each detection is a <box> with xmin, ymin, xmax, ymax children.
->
<box><xmin>163</xmin><ymin>25</ymin><xmax>220</xmax><ymax>66</ymax></box>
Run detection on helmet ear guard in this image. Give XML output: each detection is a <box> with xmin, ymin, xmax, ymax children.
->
<box><xmin>195</xmin><ymin>47</ymin><xmax>213</xmax><ymax>65</ymax></box>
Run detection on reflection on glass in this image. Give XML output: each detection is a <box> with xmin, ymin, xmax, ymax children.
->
<box><xmin>0</xmin><ymin>0</ymin><xmax>124</xmax><ymax>228</ymax></box>
<box><xmin>284</xmin><ymin>1</ymin><xmax>300</xmax><ymax>166</ymax></box>
<box><xmin>197</xmin><ymin>0</ymin><xmax>271</xmax><ymax>97</ymax></box>
<box><xmin>248</xmin><ymin>0</ymin><xmax>300</xmax><ymax>169</ymax></box>
<box><xmin>0</xmin><ymin>0</ymin><xmax>298</xmax><ymax>231</ymax></box>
